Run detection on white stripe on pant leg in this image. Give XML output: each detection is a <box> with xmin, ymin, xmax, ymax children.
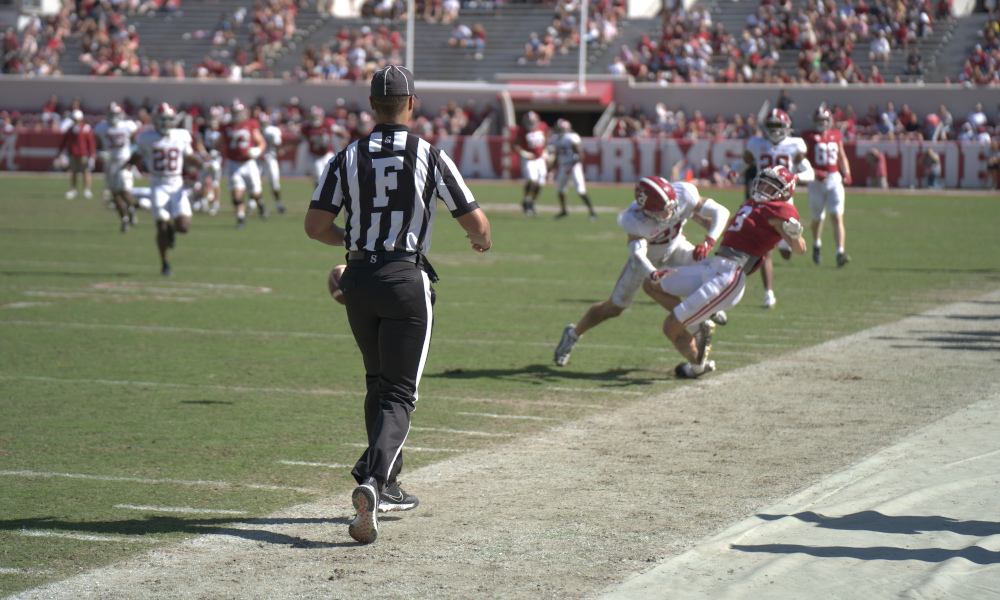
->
<box><xmin>412</xmin><ymin>270</ymin><xmax>434</xmax><ymax>404</ymax></box>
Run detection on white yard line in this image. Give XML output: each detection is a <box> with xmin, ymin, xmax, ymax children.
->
<box><xmin>19</xmin><ymin>531</ymin><xmax>140</xmax><ymax>543</ymax></box>
<box><xmin>341</xmin><ymin>443</ymin><xmax>462</xmax><ymax>452</ymax></box>
<box><xmin>0</xmin><ymin>470</ymin><xmax>320</xmax><ymax>494</ymax></box>
<box><xmin>0</xmin><ymin>375</ymin><xmax>356</xmax><ymax>397</ymax></box>
<box><xmin>114</xmin><ymin>505</ymin><xmax>248</xmax><ymax>516</ymax></box>
<box><xmin>454</xmin><ymin>412</ymin><xmax>557</xmax><ymax>421</ymax></box>
<box><xmin>409</xmin><ymin>426</ymin><xmax>514</xmax><ymax>437</ymax></box>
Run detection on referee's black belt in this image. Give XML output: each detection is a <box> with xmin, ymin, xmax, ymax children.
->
<box><xmin>347</xmin><ymin>250</ymin><xmax>419</xmax><ymax>264</ymax></box>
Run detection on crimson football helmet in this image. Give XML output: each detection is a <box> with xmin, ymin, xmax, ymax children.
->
<box><xmin>634</xmin><ymin>176</ymin><xmax>679</xmax><ymax>225</ymax></box>
<box><xmin>153</xmin><ymin>102</ymin><xmax>176</xmax><ymax>135</ymax></box>
<box><xmin>522</xmin><ymin>110</ymin><xmax>540</xmax><ymax>130</ymax></box>
<box><xmin>106</xmin><ymin>102</ymin><xmax>123</xmax><ymax>126</ymax></box>
<box><xmin>752</xmin><ymin>165</ymin><xmax>796</xmax><ymax>203</ymax></box>
<box><xmin>764</xmin><ymin>108</ymin><xmax>791</xmax><ymax>144</ymax></box>
<box><xmin>309</xmin><ymin>105</ymin><xmax>324</xmax><ymax>127</ymax></box>
<box><xmin>813</xmin><ymin>106</ymin><xmax>832</xmax><ymax>133</ymax></box>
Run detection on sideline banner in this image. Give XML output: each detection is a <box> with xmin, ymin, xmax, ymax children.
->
<box><xmin>2</xmin><ymin>130</ymin><xmax>995</xmax><ymax>189</ymax></box>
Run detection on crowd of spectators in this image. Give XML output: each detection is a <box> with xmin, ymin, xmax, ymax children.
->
<box><xmin>610</xmin><ymin>0</ymin><xmax>954</xmax><ymax>85</ymax></box>
<box><xmin>520</xmin><ymin>0</ymin><xmax>623</xmax><ymax>66</ymax></box>
<box><xmin>294</xmin><ymin>23</ymin><xmax>404</xmax><ymax>81</ymax></box>
<box><xmin>956</xmin><ymin>8</ymin><xmax>999</xmax><ymax>85</ymax></box>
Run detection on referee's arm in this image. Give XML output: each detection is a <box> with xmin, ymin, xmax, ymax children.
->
<box><xmin>457</xmin><ymin>210</ymin><xmax>491</xmax><ymax>252</ymax></box>
<box><xmin>305</xmin><ymin>154</ymin><xmax>346</xmax><ymax>247</ymax></box>
<box><xmin>304</xmin><ymin>208</ymin><xmax>346</xmax><ymax>247</ymax></box>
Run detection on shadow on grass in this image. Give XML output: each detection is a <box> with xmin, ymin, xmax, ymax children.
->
<box><xmin>427</xmin><ymin>364</ymin><xmax>665</xmax><ymax>388</ymax></box>
<box><xmin>0</xmin><ymin>515</ymin><xmax>366</xmax><ymax>549</ymax></box>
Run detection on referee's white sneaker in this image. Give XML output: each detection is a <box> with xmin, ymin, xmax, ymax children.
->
<box><xmin>349</xmin><ymin>478</ymin><xmax>379</xmax><ymax>544</ymax></box>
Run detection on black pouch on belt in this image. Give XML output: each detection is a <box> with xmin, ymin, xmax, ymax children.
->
<box><xmin>417</xmin><ymin>255</ymin><xmax>440</xmax><ymax>283</ymax></box>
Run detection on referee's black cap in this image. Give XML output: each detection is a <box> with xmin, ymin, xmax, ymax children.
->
<box><xmin>371</xmin><ymin>65</ymin><xmax>416</xmax><ymax>98</ymax></box>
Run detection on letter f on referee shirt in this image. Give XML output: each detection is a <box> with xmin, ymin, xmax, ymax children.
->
<box><xmin>372</xmin><ymin>156</ymin><xmax>404</xmax><ymax>207</ymax></box>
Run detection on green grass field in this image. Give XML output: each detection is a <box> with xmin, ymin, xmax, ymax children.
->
<box><xmin>1</xmin><ymin>174</ymin><xmax>997</xmax><ymax>596</ymax></box>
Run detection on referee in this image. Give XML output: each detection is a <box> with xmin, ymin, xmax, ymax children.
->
<box><xmin>304</xmin><ymin>65</ymin><xmax>492</xmax><ymax>545</ymax></box>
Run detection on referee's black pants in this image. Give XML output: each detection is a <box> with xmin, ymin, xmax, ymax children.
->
<box><xmin>340</xmin><ymin>258</ymin><xmax>434</xmax><ymax>487</ymax></box>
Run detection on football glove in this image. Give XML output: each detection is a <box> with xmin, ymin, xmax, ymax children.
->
<box><xmin>782</xmin><ymin>218</ymin><xmax>803</xmax><ymax>240</ymax></box>
<box><xmin>650</xmin><ymin>268</ymin><xmax>676</xmax><ymax>284</ymax></box>
<box><xmin>248</xmin><ymin>146</ymin><xmax>263</xmax><ymax>159</ymax></box>
<box><xmin>692</xmin><ymin>236</ymin><xmax>715</xmax><ymax>262</ymax></box>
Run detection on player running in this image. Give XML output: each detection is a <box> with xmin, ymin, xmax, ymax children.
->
<box><xmin>93</xmin><ymin>102</ymin><xmax>139</xmax><ymax>232</ymax></box>
<box><xmin>220</xmin><ymin>101</ymin><xmax>267</xmax><ymax>228</ymax></box>
<box><xmin>258</xmin><ymin>111</ymin><xmax>288</xmax><ymax>215</ymax></box>
<box><xmin>132</xmin><ymin>103</ymin><xmax>202</xmax><ymax>276</ymax></box>
<box><xmin>550</xmin><ymin>119</ymin><xmax>597</xmax><ymax>220</ymax></box>
<box><xmin>193</xmin><ymin>111</ymin><xmax>224</xmax><ymax>216</ymax></box>
<box><xmin>802</xmin><ymin>106</ymin><xmax>852</xmax><ymax>267</ymax></box>
<box><xmin>513</xmin><ymin>110</ymin><xmax>549</xmax><ymax>216</ymax></box>
<box><xmin>743</xmin><ymin>108</ymin><xmax>814</xmax><ymax>308</ymax></box>
<box><xmin>647</xmin><ymin>165</ymin><xmax>807</xmax><ymax>379</ymax></box>
<box><xmin>554</xmin><ymin>175</ymin><xmax>731</xmax><ymax>367</ymax></box>
<box><xmin>300</xmin><ymin>105</ymin><xmax>348</xmax><ymax>186</ymax></box>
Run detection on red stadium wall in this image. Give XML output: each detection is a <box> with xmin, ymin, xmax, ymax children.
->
<box><xmin>2</xmin><ymin>131</ymin><xmax>995</xmax><ymax>189</ymax></box>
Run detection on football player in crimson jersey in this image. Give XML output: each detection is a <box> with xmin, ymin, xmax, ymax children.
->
<box><xmin>554</xmin><ymin>175</ymin><xmax>731</xmax><ymax>367</ymax></box>
<box><xmin>802</xmin><ymin>106</ymin><xmax>852</xmax><ymax>267</ymax></box>
<box><xmin>221</xmin><ymin>101</ymin><xmax>268</xmax><ymax>228</ymax></box>
<box><xmin>742</xmin><ymin>107</ymin><xmax>814</xmax><ymax>308</ymax></box>
<box><xmin>300</xmin><ymin>106</ymin><xmax>349</xmax><ymax>185</ymax></box>
<box><xmin>512</xmin><ymin>111</ymin><xmax>549</xmax><ymax>216</ymax></box>
<box><xmin>646</xmin><ymin>165</ymin><xmax>807</xmax><ymax>379</ymax></box>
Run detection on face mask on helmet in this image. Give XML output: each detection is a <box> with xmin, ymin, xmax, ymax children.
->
<box><xmin>107</xmin><ymin>103</ymin><xmax>122</xmax><ymax>126</ymax></box>
<box><xmin>814</xmin><ymin>108</ymin><xmax>831</xmax><ymax>132</ymax></box>
<box><xmin>752</xmin><ymin>167</ymin><xmax>795</xmax><ymax>203</ymax></box>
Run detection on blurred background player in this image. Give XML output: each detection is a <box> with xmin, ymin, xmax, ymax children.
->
<box><xmin>258</xmin><ymin>111</ymin><xmax>287</xmax><ymax>215</ymax></box>
<box><xmin>58</xmin><ymin>109</ymin><xmax>96</xmax><ymax>201</ymax></box>
<box><xmin>647</xmin><ymin>165</ymin><xmax>807</xmax><ymax>379</ymax></box>
<box><xmin>300</xmin><ymin>105</ymin><xmax>349</xmax><ymax>186</ymax></box>
<box><xmin>512</xmin><ymin>110</ymin><xmax>549</xmax><ymax>216</ymax></box>
<box><xmin>802</xmin><ymin>106</ymin><xmax>852</xmax><ymax>267</ymax></box>
<box><xmin>742</xmin><ymin>108</ymin><xmax>813</xmax><ymax>308</ymax></box>
<box><xmin>550</xmin><ymin>119</ymin><xmax>596</xmax><ymax>220</ymax></box>
<box><xmin>554</xmin><ymin>175</ymin><xmax>730</xmax><ymax>367</ymax></box>
<box><xmin>194</xmin><ymin>109</ymin><xmax>223</xmax><ymax>216</ymax></box>
<box><xmin>132</xmin><ymin>103</ymin><xmax>201</xmax><ymax>277</ymax></box>
<box><xmin>221</xmin><ymin>101</ymin><xmax>267</xmax><ymax>228</ymax></box>
<box><xmin>93</xmin><ymin>102</ymin><xmax>139</xmax><ymax>232</ymax></box>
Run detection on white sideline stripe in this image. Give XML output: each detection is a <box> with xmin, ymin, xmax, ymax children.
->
<box><xmin>435</xmin><ymin>395</ymin><xmax>604</xmax><ymax>409</ymax></box>
<box><xmin>547</xmin><ymin>387</ymin><xmax>644</xmax><ymax>396</ymax></box>
<box><xmin>410</xmin><ymin>426</ymin><xmax>514</xmax><ymax>437</ymax></box>
<box><xmin>115</xmin><ymin>504</ymin><xmax>248</xmax><ymax>516</ymax></box>
<box><xmin>0</xmin><ymin>470</ymin><xmax>320</xmax><ymax>494</ymax></box>
<box><xmin>1</xmin><ymin>302</ymin><xmax>56</xmax><ymax>309</ymax></box>
<box><xmin>0</xmin><ymin>567</ymin><xmax>52</xmax><ymax>575</ymax></box>
<box><xmin>342</xmin><ymin>443</ymin><xmax>461</xmax><ymax>452</ymax></box>
<box><xmin>19</xmin><ymin>530</ymin><xmax>136</xmax><ymax>543</ymax></box>
<box><xmin>455</xmin><ymin>412</ymin><xmax>557</xmax><ymax>421</ymax></box>
<box><xmin>277</xmin><ymin>460</ymin><xmax>350</xmax><ymax>469</ymax></box>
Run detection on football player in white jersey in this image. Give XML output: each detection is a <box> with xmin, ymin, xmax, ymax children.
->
<box><xmin>93</xmin><ymin>102</ymin><xmax>140</xmax><ymax>232</ymax></box>
<box><xmin>132</xmin><ymin>103</ymin><xmax>202</xmax><ymax>276</ymax></box>
<box><xmin>550</xmin><ymin>119</ymin><xmax>596</xmax><ymax>220</ymax></box>
<box><xmin>258</xmin><ymin>111</ymin><xmax>287</xmax><ymax>214</ymax></box>
<box><xmin>742</xmin><ymin>108</ymin><xmax>814</xmax><ymax>308</ymax></box>
<box><xmin>554</xmin><ymin>175</ymin><xmax>731</xmax><ymax>367</ymax></box>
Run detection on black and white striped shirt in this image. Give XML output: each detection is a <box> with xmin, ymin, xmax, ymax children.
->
<box><xmin>309</xmin><ymin>123</ymin><xmax>479</xmax><ymax>255</ymax></box>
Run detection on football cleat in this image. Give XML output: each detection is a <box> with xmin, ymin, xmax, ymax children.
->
<box><xmin>710</xmin><ymin>311</ymin><xmax>728</xmax><ymax>326</ymax></box>
<box><xmin>763</xmin><ymin>290</ymin><xmax>777</xmax><ymax>309</ymax></box>
<box><xmin>674</xmin><ymin>360</ymin><xmax>716</xmax><ymax>379</ymax></box>
<box><xmin>161</xmin><ymin>262</ymin><xmax>172</xmax><ymax>277</ymax></box>
<box><xmin>837</xmin><ymin>252</ymin><xmax>851</xmax><ymax>267</ymax></box>
<box><xmin>813</xmin><ymin>246</ymin><xmax>822</xmax><ymax>265</ymax></box>
<box><xmin>554</xmin><ymin>324</ymin><xmax>578</xmax><ymax>367</ymax></box>
<box><xmin>694</xmin><ymin>320</ymin><xmax>715</xmax><ymax>365</ymax></box>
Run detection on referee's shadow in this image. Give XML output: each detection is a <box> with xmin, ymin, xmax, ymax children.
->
<box><xmin>427</xmin><ymin>364</ymin><xmax>662</xmax><ymax>389</ymax></box>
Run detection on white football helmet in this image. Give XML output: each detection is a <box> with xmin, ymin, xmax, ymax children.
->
<box><xmin>106</xmin><ymin>102</ymin><xmax>123</xmax><ymax>126</ymax></box>
<box><xmin>764</xmin><ymin>108</ymin><xmax>791</xmax><ymax>144</ymax></box>
<box><xmin>153</xmin><ymin>102</ymin><xmax>176</xmax><ymax>135</ymax></box>
<box><xmin>752</xmin><ymin>165</ymin><xmax>797</xmax><ymax>203</ymax></box>
<box><xmin>522</xmin><ymin>110</ymin><xmax>540</xmax><ymax>130</ymax></box>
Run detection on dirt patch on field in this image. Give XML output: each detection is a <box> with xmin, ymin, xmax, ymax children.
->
<box><xmin>12</xmin><ymin>290</ymin><xmax>1000</xmax><ymax>600</ymax></box>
